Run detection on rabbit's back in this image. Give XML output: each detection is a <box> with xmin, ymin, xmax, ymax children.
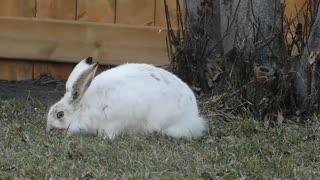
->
<box><xmin>84</xmin><ymin>63</ymin><xmax>205</xmax><ymax>137</ymax></box>
<box><xmin>91</xmin><ymin>63</ymin><xmax>192</xmax><ymax>98</ymax></box>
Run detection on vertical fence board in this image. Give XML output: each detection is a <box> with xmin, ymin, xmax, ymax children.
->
<box><xmin>0</xmin><ymin>60</ymin><xmax>33</xmax><ymax>80</ymax></box>
<box><xmin>33</xmin><ymin>62</ymin><xmax>48</xmax><ymax>79</ymax></box>
<box><xmin>284</xmin><ymin>1</ymin><xmax>309</xmax><ymax>45</ymax></box>
<box><xmin>47</xmin><ymin>63</ymin><xmax>74</xmax><ymax>80</ymax></box>
<box><xmin>116</xmin><ymin>0</ymin><xmax>155</xmax><ymax>26</ymax></box>
<box><xmin>285</xmin><ymin>1</ymin><xmax>307</xmax><ymax>21</ymax></box>
<box><xmin>96</xmin><ymin>66</ymin><xmax>109</xmax><ymax>75</ymax></box>
<box><xmin>155</xmin><ymin>0</ymin><xmax>184</xmax><ymax>27</ymax></box>
<box><xmin>77</xmin><ymin>0</ymin><xmax>115</xmax><ymax>23</ymax></box>
<box><xmin>0</xmin><ymin>0</ymin><xmax>36</xmax><ymax>17</ymax></box>
<box><xmin>37</xmin><ymin>0</ymin><xmax>77</xmax><ymax>20</ymax></box>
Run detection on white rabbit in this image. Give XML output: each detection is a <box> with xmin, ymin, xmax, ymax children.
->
<box><xmin>46</xmin><ymin>57</ymin><xmax>207</xmax><ymax>139</ymax></box>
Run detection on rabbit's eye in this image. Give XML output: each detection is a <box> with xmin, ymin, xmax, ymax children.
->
<box><xmin>57</xmin><ymin>111</ymin><xmax>64</xmax><ymax>119</ymax></box>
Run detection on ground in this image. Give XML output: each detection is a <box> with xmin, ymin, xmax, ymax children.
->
<box><xmin>0</xmin><ymin>78</ymin><xmax>65</xmax><ymax>104</ymax></box>
<box><xmin>1</xmin><ymin>79</ymin><xmax>320</xmax><ymax>179</ymax></box>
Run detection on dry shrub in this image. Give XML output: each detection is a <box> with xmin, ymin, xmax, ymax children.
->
<box><xmin>166</xmin><ymin>0</ymin><xmax>320</xmax><ymax>120</ymax></box>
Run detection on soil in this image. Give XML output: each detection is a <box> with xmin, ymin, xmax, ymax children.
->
<box><xmin>0</xmin><ymin>77</ymin><xmax>66</xmax><ymax>104</ymax></box>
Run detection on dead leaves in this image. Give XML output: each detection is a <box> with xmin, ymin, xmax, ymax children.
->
<box><xmin>206</xmin><ymin>61</ymin><xmax>223</xmax><ymax>88</ymax></box>
<box><xmin>308</xmin><ymin>51</ymin><xmax>320</xmax><ymax>65</ymax></box>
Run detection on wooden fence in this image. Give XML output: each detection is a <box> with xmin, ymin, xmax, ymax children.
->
<box><xmin>0</xmin><ymin>0</ymin><xmax>183</xmax><ymax>80</ymax></box>
<box><xmin>0</xmin><ymin>0</ymin><xmax>182</xmax><ymax>26</ymax></box>
<box><xmin>0</xmin><ymin>0</ymin><xmax>307</xmax><ymax>80</ymax></box>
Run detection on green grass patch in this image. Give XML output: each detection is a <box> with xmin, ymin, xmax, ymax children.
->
<box><xmin>1</xmin><ymin>99</ymin><xmax>320</xmax><ymax>179</ymax></box>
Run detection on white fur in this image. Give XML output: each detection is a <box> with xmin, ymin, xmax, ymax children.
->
<box><xmin>46</xmin><ymin>58</ymin><xmax>207</xmax><ymax>139</ymax></box>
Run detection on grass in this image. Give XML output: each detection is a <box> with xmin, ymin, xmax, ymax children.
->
<box><xmin>1</xmin><ymin>99</ymin><xmax>320</xmax><ymax>179</ymax></box>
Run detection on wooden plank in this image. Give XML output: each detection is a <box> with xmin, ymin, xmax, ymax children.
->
<box><xmin>116</xmin><ymin>0</ymin><xmax>155</xmax><ymax>26</ymax></box>
<box><xmin>0</xmin><ymin>0</ymin><xmax>36</xmax><ymax>17</ymax></box>
<box><xmin>34</xmin><ymin>62</ymin><xmax>110</xmax><ymax>80</ymax></box>
<box><xmin>155</xmin><ymin>0</ymin><xmax>184</xmax><ymax>27</ymax></box>
<box><xmin>0</xmin><ymin>60</ymin><xmax>33</xmax><ymax>80</ymax></box>
<box><xmin>47</xmin><ymin>63</ymin><xmax>75</xmax><ymax>80</ymax></box>
<box><xmin>96</xmin><ymin>65</ymin><xmax>110</xmax><ymax>75</ymax></box>
<box><xmin>284</xmin><ymin>0</ymin><xmax>307</xmax><ymax>21</ymax></box>
<box><xmin>77</xmin><ymin>0</ymin><xmax>115</xmax><ymax>23</ymax></box>
<box><xmin>47</xmin><ymin>63</ymin><xmax>109</xmax><ymax>80</ymax></box>
<box><xmin>33</xmin><ymin>62</ymin><xmax>48</xmax><ymax>79</ymax></box>
<box><xmin>37</xmin><ymin>0</ymin><xmax>77</xmax><ymax>20</ymax></box>
<box><xmin>284</xmin><ymin>1</ymin><xmax>308</xmax><ymax>44</ymax></box>
<box><xmin>34</xmin><ymin>62</ymin><xmax>74</xmax><ymax>80</ymax></box>
<box><xmin>0</xmin><ymin>59</ymin><xmax>109</xmax><ymax>82</ymax></box>
<box><xmin>0</xmin><ymin>17</ymin><xmax>169</xmax><ymax>66</ymax></box>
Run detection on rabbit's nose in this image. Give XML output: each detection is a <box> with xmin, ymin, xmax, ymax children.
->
<box><xmin>46</xmin><ymin>125</ymin><xmax>53</xmax><ymax>135</ymax></box>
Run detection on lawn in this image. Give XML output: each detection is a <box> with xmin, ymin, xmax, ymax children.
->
<box><xmin>1</xmin><ymin>98</ymin><xmax>320</xmax><ymax>179</ymax></box>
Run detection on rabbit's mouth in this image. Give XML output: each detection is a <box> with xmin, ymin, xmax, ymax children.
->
<box><xmin>46</xmin><ymin>126</ymin><xmax>67</xmax><ymax>136</ymax></box>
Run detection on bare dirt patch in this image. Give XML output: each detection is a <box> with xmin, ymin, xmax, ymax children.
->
<box><xmin>0</xmin><ymin>77</ymin><xmax>65</xmax><ymax>104</ymax></box>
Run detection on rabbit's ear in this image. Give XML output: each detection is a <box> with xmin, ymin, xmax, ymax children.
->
<box><xmin>71</xmin><ymin>62</ymin><xmax>99</xmax><ymax>104</ymax></box>
<box><xmin>66</xmin><ymin>57</ymin><xmax>93</xmax><ymax>92</ymax></box>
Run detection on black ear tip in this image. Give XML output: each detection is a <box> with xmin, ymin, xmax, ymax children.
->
<box><xmin>85</xmin><ymin>57</ymin><xmax>93</xmax><ymax>65</ymax></box>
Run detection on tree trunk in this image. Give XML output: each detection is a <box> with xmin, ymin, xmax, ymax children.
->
<box><xmin>184</xmin><ymin>0</ymin><xmax>222</xmax><ymax>57</ymax></box>
<box><xmin>295</xmin><ymin>14</ymin><xmax>320</xmax><ymax>104</ymax></box>
<box><xmin>220</xmin><ymin>0</ymin><xmax>284</xmax><ymax>65</ymax></box>
<box><xmin>177</xmin><ymin>0</ymin><xmax>283</xmax><ymax>94</ymax></box>
<box><xmin>170</xmin><ymin>0</ymin><xmax>222</xmax><ymax>92</ymax></box>
<box><xmin>169</xmin><ymin>0</ymin><xmax>320</xmax><ymax>115</ymax></box>
<box><xmin>220</xmin><ymin>0</ymin><xmax>285</xmax><ymax>118</ymax></box>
